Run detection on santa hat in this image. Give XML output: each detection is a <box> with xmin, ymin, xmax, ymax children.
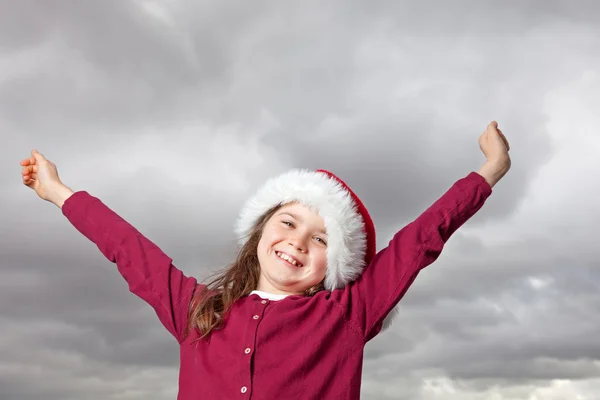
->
<box><xmin>234</xmin><ymin>169</ymin><xmax>376</xmax><ymax>291</ymax></box>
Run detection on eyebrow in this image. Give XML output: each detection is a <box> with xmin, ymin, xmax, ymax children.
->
<box><xmin>278</xmin><ymin>212</ymin><xmax>328</xmax><ymax>235</ymax></box>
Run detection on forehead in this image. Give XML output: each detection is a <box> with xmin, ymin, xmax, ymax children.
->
<box><xmin>275</xmin><ymin>202</ymin><xmax>326</xmax><ymax>229</ymax></box>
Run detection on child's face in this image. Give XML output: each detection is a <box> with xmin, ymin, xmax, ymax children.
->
<box><xmin>256</xmin><ymin>202</ymin><xmax>328</xmax><ymax>295</ymax></box>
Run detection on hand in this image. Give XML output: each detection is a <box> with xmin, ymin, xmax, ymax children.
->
<box><xmin>479</xmin><ymin>121</ymin><xmax>511</xmax><ymax>170</ymax></box>
<box><xmin>20</xmin><ymin>150</ymin><xmax>73</xmax><ymax>207</ymax></box>
<box><xmin>477</xmin><ymin>121</ymin><xmax>511</xmax><ymax>188</ymax></box>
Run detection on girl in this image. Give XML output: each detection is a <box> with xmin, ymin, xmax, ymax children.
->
<box><xmin>19</xmin><ymin>122</ymin><xmax>510</xmax><ymax>399</ymax></box>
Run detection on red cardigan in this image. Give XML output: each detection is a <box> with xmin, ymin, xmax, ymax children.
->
<box><xmin>62</xmin><ymin>172</ymin><xmax>492</xmax><ymax>399</ymax></box>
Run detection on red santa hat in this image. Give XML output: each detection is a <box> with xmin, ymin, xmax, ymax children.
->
<box><xmin>234</xmin><ymin>169</ymin><xmax>376</xmax><ymax>291</ymax></box>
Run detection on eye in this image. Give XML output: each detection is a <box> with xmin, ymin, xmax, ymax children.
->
<box><xmin>314</xmin><ymin>237</ymin><xmax>327</xmax><ymax>246</ymax></box>
<box><xmin>282</xmin><ymin>220</ymin><xmax>294</xmax><ymax>227</ymax></box>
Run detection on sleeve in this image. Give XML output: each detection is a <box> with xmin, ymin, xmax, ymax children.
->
<box><xmin>61</xmin><ymin>191</ymin><xmax>200</xmax><ymax>344</ymax></box>
<box><xmin>331</xmin><ymin>172</ymin><xmax>493</xmax><ymax>342</ymax></box>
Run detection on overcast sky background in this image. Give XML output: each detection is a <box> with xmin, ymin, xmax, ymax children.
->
<box><xmin>2</xmin><ymin>1</ymin><xmax>599</xmax><ymax>399</ymax></box>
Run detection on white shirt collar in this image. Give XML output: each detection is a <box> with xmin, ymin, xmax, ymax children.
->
<box><xmin>250</xmin><ymin>290</ymin><xmax>290</xmax><ymax>301</ymax></box>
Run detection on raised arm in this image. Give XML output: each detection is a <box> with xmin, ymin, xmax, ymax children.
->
<box><xmin>332</xmin><ymin>121</ymin><xmax>511</xmax><ymax>341</ymax></box>
<box><xmin>20</xmin><ymin>150</ymin><xmax>199</xmax><ymax>343</ymax></box>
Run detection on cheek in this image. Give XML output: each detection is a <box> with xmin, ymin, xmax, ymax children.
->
<box><xmin>257</xmin><ymin>227</ymin><xmax>282</xmax><ymax>258</ymax></box>
<box><xmin>257</xmin><ymin>235</ymin><xmax>271</xmax><ymax>257</ymax></box>
<box><xmin>260</xmin><ymin>224</ymin><xmax>280</xmax><ymax>244</ymax></box>
<box><xmin>313</xmin><ymin>252</ymin><xmax>328</xmax><ymax>276</ymax></box>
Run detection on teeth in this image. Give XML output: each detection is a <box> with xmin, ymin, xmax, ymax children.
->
<box><xmin>276</xmin><ymin>251</ymin><xmax>302</xmax><ymax>267</ymax></box>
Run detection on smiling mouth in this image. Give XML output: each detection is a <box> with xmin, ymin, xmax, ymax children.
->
<box><xmin>275</xmin><ymin>251</ymin><xmax>304</xmax><ymax>268</ymax></box>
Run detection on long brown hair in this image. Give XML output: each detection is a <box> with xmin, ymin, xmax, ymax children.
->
<box><xmin>186</xmin><ymin>203</ymin><xmax>325</xmax><ymax>339</ymax></box>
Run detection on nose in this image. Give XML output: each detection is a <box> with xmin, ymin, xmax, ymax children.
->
<box><xmin>288</xmin><ymin>237</ymin><xmax>307</xmax><ymax>253</ymax></box>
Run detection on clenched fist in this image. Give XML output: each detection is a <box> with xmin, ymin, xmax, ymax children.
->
<box><xmin>477</xmin><ymin>121</ymin><xmax>512</xmax><ymax>188</ymax></box>
<box><xmin>479</xmin><ymin>121</ymin><xmax>511</xmax><ymax>169</ymax></box>
<box><xmin>20</xmin><ymin>150</ymin><xmax>73</xmax><ymax>208</ymax></box>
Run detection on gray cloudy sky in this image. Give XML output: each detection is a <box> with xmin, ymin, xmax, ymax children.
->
<box><xmin>2</xmin><ymin>1</ymin><xmax>599</xmax><ymax>399</ymax></box>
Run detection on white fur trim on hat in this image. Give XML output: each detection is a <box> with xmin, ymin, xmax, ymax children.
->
<box><xmin>234</xmin><ymin>169</ymin><xmax>367</xmax><ymax>291</ymax></box>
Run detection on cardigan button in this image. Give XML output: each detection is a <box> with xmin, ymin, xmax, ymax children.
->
<box><xmin>245</xmin><ymin>348</ymin><xmax>251</xmax><ymax>354</ymax></box>
<box><xmin>261</xmin><ymin>300</ymin><xmax>267</xmax><ymax>305</ymax></box>
<box><xmin>253</xmin><ymin>315</ymin><xmax>259</xmax><ymax>320</ymax></box>
<box><xmin>241</xmin><ymin>386</ymin><xmax>248</xmax><ymax>393</ymax></box>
